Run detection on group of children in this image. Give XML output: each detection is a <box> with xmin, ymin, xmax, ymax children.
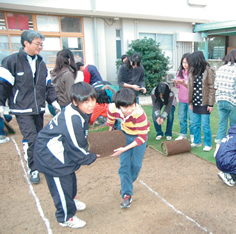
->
<box><xmin>152</xmin><ymin>51</ymin><xmax>216</xmax><ymax>152</ymax></box>
<box><xmin>24</xmin><ymin>50</ymin><xmax>235</xmax><ymax>229</ymax></box>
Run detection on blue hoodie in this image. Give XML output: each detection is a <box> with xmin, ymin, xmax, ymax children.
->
<box><xmin>215</xmin><ymin>123</ymin><xmax>236</xmax><ymax>174</ymax></box>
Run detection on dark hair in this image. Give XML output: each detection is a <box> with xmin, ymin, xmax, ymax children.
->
<box><xmin>188</xmin><ymin>51</ymin><xmax>210</xmax><ymax>77</ymax></box>
<box><xmin>113</xmin><ymin>88</ymin><xmax>136</xmax><ymax>108</ymax></box>
<box><xmin>177</xmin><ymin>53</ymin><xmax>190</xmax><ymax>79</ymax></box>
<box><xmin>76</xmin><ymin>62</ymin><xmax>84</xmax><ymax>70</ymax></box>
<box><xmin>70</xmin><ymin>82</ymin><xmax>97</xmax><ymax>104</ymax></box>
<box><xmin>155</xmin><ymin>82</ymin><xmax>171</xmax><ymax>105</ymax></box>
<box><xmin>130</xmin><ymin>52</ymin><xmax>142</xmax><ymax>66</ymax></box>
<box><xmin>53</xmin><ymin>49</ymin><xmax>77</xmax><ymax>79</ymax></box>
<box><xmin>121</xmin><ymin>54</ymin><xmax>128</xmax><ymax>62</ymax></box>
<box><xmin>224</xmin><ymin>49</ymin><xmax>236</xmax><ymax>65</ymax></box>
<box><xmin>21</xmin><ymin>30</ymin><xmax>45</xmax><ymax>47</ymax></box>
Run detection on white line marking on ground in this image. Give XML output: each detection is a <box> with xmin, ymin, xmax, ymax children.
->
<box><xmin>11</xmin><ymin>137</ymin><xmax>53</xmax><ymax>234</ymax></box>
<box><xmin>140</xmin><ymin>180</ymin><xmax>212</xmax><ymax>234</ymax></box>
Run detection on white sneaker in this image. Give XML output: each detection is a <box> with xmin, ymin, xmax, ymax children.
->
<box><xmin>175</xmin><ymin>135</ymin><xmax>186</xmax><ymax>141</ymax></box>
<box><xmin>191</xmin><ymin>143</ymin><xmax>202</xmax><ymax>148</ymax></box>
<box><xmin>218</xmin><ymin>172</ymin><xmax>235</xmax><ymax>187</ymax></box>
<box><xmin>166</xmin><ymin>136</ymin><xmax>172</xmax><ymax>141</ymax></box>
<box><xmin>190</xmin><ymin>135</ymin><xmax>194</xmax><ymax>143</ymax></box>
<box><xmin>0</xmin><ymin>135</ymin><xmax>9</xmax><ymax>144</ymax></box>
<box><xmin>74</xmin><ymin>197</ymin><xmax>86</xmax><ymax>211</ymax></box>
<box><xmin>203</xmin><ymin>146</ymin><xmax>212</xmax><ymax>152</ymax></box>
<box><xmin>156</xmin><ymin>135</ymin><xmax>163</xmax><ymax>140</ymax></box>
<box><xmin>59</xmin><ymin>216</ymin><xmax>86</xmax><ymax>228</ymax></box>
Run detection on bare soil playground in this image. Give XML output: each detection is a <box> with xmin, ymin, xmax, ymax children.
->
<box><xmin>0</xmin><ymin>115</ymin><xmax>235</xmax><ymax>234</ymax></box>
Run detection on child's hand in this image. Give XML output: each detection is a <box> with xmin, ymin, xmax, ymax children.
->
<box><xmin>110</xmin><ymin>147</ymin><xmax>125</xmax><ymax>157</ymax></box>
<box><xmin>140</xmin><ymin>87</ymin><xmax>146</xmax><ymax>94</ymax></box>
<box><xmin>132</xmin><ymin>85</ymin><xmax>141</xmax><ymax>91</ymax></box>
<box><xmin>189</xmin><ymin>104</ymin><xmax>193</xmax><ymax>111</ymax></box>
<box><xmin>207</xmin><ymin>106</ymin><xmax>213</xmax><ymax>113</ymax></box>
<box><xmin>96</xmin><ymin>154</ymin><xmax>100</xmax><ymax>157</ymax></box>
<box><xmin>109</xmin><ymin>126</ymin><xmax>113</xmax><ymax>131</ymax></box>
<box><xmin>156</xmin><ymin>117</ymin><xmax>164</xmax><ymax>125</ymax></box>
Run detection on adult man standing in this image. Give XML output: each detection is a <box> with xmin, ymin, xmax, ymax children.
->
<box><xmin>0</xmin><ymin>30</ymin><xmax>60</xmax><ymax>184</ymax></box>
<box><xmin>76</xmin><ymin>62</ymin><xmax>103</xmax><ymax>85</ymax></box>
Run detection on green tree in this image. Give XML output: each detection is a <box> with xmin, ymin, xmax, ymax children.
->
<box><xmin>116</xmin><ymin>38</ymin><xmax>171</xmax><ymax>94</ymax></box>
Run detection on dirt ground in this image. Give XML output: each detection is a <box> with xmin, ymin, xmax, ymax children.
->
<box><xmin>0</xmin><ymin>115</ymin><xmax>236</xmax><ymax>234</ymax></box>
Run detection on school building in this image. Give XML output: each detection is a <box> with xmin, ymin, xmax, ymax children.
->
<box><xmin>1</xmin><ymin>0</ymin><xmax>236</xmax><ymax>84</ymax></box>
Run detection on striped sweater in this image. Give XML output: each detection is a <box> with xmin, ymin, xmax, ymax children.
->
<box><xmin>106</xmin><ymin>103</ymin><xmax>150</xmax><ymax>145</ymax></box>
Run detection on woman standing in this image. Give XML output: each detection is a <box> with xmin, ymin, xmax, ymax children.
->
<box><xmin>188</xmin><ymin>51</ymin><xmax>216</xmax><ymax>151</ymax></box>
<box><xmin>173</xmin><ymin>53</ymin><xmax>194</xmax><ymax>142</ymax></box>
<box><xmin>48</xmin><ymin>49</ymin><xmax>77</xmax><ymax>116</ymax></box>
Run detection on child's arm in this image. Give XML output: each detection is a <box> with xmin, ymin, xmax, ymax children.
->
<box><xmin>110</xmin><ymin>141</ymin><xmax>138</xmax><ymax>157</ymax></box>
<box><xmin>160</xmin><ymin>94</ymin><xmax>174</xmax><ymax>120</ymax></box>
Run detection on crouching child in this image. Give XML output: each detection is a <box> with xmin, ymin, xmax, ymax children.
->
<box><xmin>106</xmin><ymin>88</ymin><xmax>150</xmax><ymax>208</ymax></box>
<box><xmin>215</xmin><ymin>123</ymin><xmax>236</xmax><ymax>187</ymax></box>
<box><xmin>34</xmin><ymin>82</ymin><xmax>99</xmax><ymax>228</ymax></box>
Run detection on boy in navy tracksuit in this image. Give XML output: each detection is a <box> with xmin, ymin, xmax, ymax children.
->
<box><xmin>34</xmin><ymin>82</ymin><xmax>99</xmax><ymax>229</ymax></box>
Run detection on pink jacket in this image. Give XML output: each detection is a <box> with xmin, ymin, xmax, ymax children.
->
<box><xmin>175</xmin><ymin>69</ymin><xmax>189</xmax><ymax>103</ymax></box>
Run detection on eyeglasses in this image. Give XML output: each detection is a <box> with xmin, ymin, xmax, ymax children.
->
<box><xmin>31</xmin><ymin>42</ymin><xmax>44</xmax><ymax>48</ymax></box>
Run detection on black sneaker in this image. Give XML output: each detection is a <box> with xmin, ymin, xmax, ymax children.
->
<box><xmin>30</xmin><ymin>170</ymin><xmax>40</xmax><ymax>184</ymax></box>
<box><xmin>120</xmin><ymin>195</ymin><xmax>132</xmax><ymax>208</ymax></box>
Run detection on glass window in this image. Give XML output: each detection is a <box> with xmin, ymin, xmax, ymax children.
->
<box><xmin>73</xmin><ymin>51</ymin><xmax>84</xmax><ymax>63</ymax></box>
<box><xmin>11</xmin><ymin>36</ymin><xmax>21</xmax><ymax>50</ymax></box>
<box><xmin>0</xmin><ymin>12</ymin><xmax>6</xmax><ymax>30</ymax></box>
<box><xmin>40</xmin><ymin>51</ymin><xmax>58</xmax><ymax>64</ymax></box>
<box><xmin>156</xmin><ymin>34</ymin><xmax>173</xmax><ymax>62</ymax></box>
<box><xmin>194</xmin><ymin>36</ymin><xmax>226</xmax><ymax>60</ymax></box>
<box><xmin>139</xmin><ymin>33</ymin><xmax>173</xmax><ymax>62</ymax></box>
<box><xmin>6</xmin><ymin>13</ymin><xmax>33</xmax><ymax>30</ymax></box>
<box><xmin>0</xmin><ymin>35</ymin><xmax>10</xmax><ymax>50</ymax></box>
<box><xmin>36</xmin><ymin>15</ymin><xmax>59</xmax><ymax>32</ymax></box>
<box><xmin>139</xmin><ymin>33</ymin><xmax>156</xmax><ymax>40</ymax></box>
<box><xmin>43</xmin><ymin>37</ymin><xmax>61</xmax><ymax>51</ymax></box>
<box><xmin>0</xmin><ymin>51</ymin><xmax>11</xmax><ymax>65</ymax></box>
<box><xmin>60</xmin><ymin>17</ymin><xmax>82</xmax><ymax>33</ymax></box>
<box><xmin>62</xmin><ymin>37</ymin><xmax>83</xmax><ymax>50</ymax></box>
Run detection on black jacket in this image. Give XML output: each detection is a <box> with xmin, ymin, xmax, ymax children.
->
<box><xmin>34</xmin><ymin>103</ymin><xmax>97</xmax><ymax>177</ymax></box>
<box><xmin>0</xmin><ymin>48</ymin><xmax>57</xmax><ymax>115</ymax></box>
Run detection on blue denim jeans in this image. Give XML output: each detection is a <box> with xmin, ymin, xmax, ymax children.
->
<box><xmin>178</xmin><ymin>102</ymin><xmax>194</xmax><ymax>137</ymax></box>
<box><xmin>119</xmin><ymin>132</ymin><xmax>147</xmax><ymax>197</ymax></box>
<box><xmin>193</xmin><ymin>113</ymin><xmax>212</xmax><ymax>147</ymax></box>
<box><xmin>215</xmin><ymin>100</ymin><xmax>236</xmax><ymax>144</ymax></box>
<box><xmin>152</xmin><ymin>105</ymin><xmax>175</xmax><ymax>137</ymax></box>
<box><xmin>0</xmin><ymin>115</ymin><xmax>12</xmax><ymax>136</ymax></box>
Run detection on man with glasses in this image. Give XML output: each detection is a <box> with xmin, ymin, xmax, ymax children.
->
<box><xmin>0</xmin><ymin>30</ymin><xmax>60</xmax><ymax>184</ymax></box>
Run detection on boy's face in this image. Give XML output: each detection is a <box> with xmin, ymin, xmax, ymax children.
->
<box><xmin>73</xmin><ymin>97</ymin><xmax>96</xmax><ymax>114</ymax></box>
<box><xmin>120</xmin><ymin>103</ymin><xmax>136</xmax><ymax>116</ymax></box>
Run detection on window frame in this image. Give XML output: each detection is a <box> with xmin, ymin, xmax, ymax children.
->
<box><xmin>0</xmin><ymin>11</ymin><xmax>85</xmax><ymax>67</ymax></box>
<box><xmin>139</xmin><ymin>32</ymin><xmax>174</xmax><ymax>63</ymax></box>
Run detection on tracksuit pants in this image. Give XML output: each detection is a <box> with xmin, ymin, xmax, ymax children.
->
<box><xmin>44</xmin><ymin>172</ymin><xmax>77</xmax><ymax>223</ymax></box>
<box><xmin>16</xmin><ymin>114</ymin><xmax>44</xmax><ymax>172</ymax></box>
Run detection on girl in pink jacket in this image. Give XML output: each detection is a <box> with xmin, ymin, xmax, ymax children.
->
<box><xmin>173</xmin><ymin>53</ymin><xmax>194</xmax><ymax>142</ymax></box>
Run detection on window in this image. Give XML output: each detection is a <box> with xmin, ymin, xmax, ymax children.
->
<box><xmin>194</xmin><ymin>36</ymin><xmax>226</xmax><ymax>60</ymax></box>
<box><xmin>140</xmin><ymin>33</ymin><xmax>174</xmax><ymax>62</ymax></box>
<box><xmin>7</xmin><ymin>13</ymin><xmax>33</xmax><ymax>30</ymax></box>
<box><xmin>0</xmin><ymin>11</ymin><xmax>85</xmax><ymax>66</ymax></box>
<box><xmin>0</xmin><ymin>35</ymin><xmax>11</xmax><ymax>63</ymax></box>
<box><xmin>116</xmin><ymin>29</ymin><xmax>122</xmax><ymax>59</ymax></box>
<box><xmin>60</xmin><ymin>17</ymin><xmax>82</xmax><ymax>33</ymax></box>
<box><xmin>0</xmin><ymin>12</ymin><xmax>6</xmax><ymax>30</ymax></box>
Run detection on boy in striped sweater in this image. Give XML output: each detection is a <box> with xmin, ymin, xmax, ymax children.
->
<box><xmin>106</xmin><ymin>88</ymin><xmax>150</xmax><ymax>208</ymax></box>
